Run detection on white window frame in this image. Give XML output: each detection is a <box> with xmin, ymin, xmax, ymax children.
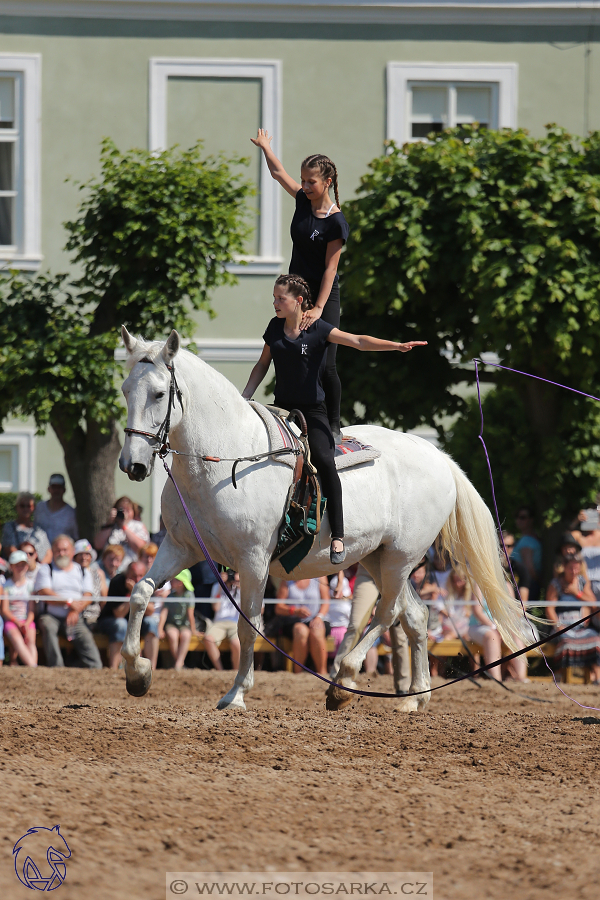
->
<box><xmin>0</xmin><ymin>54</ymin><xmax>41</xmax><ymax>271</ymax></box>
<box><xmin>387</xmin><ymin>63</ymin><xmax>518</xmax><ymax>145</ymax></box>
<box><xmin>0</xmin><ymin>426</ymin><xmax>36</xmax><ymax>492</ymax></box>
<box><xmin>149</xmin><ymin>57</ymin><xmax>283</xmax><ymax>276</ymax></box>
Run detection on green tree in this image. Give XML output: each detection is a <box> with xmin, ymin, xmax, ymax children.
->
<box><xmin>338</xmin><ymin>124</ymin><xmax>600</xmax><ymax>524</ymax></box>
<box><xmin>0</xmin><ymin>139</ymin><xmax>252</xmax><ymax>539</ymax></box>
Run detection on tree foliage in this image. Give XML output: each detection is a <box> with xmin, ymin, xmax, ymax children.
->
<box><xmin>0</xmin><ymin>140</ymin><xmax>253</xmax><ymax>536</ymax></box>
<box><xmin>338</xmin><ymin>125</ymin><xmax>600</xmax><ymax>522</ymax></box>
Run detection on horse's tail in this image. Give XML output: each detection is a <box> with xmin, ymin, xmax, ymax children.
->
<box><xmin>438</xmin><ymin>454</ymin><xmax>528</xmax><ymax>652</ymax></box>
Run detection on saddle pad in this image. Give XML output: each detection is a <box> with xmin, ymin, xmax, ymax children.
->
<box><xmin>334</xmin><ymin>435</ymin><xmax>381</xmax><ymax>471</ymax></box>
<box><xmin>249</xmin><ymin>402</ymin><xmax>380</xmax><ymax>472</ymax></box>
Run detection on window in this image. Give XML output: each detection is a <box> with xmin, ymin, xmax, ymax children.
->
<box><xmin>0</xmin><ymin>55</ymin><xmax>41</xmax><ymax>270</ymax></box>
<box><xmin>0</xmin><ymin>428</ymin><xmax>35</xmax><ymax>492</ymax></box>
<box><xmin>387</xmin><ymin>63</ymin><xmax>518</xmax><ymax>145</ymax></box>
<box><xmin>149</xmin><ymin>58</ymin><xmax>283</xmax><ymax>275</ymax></box>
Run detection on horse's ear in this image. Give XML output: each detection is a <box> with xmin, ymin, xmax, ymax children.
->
<box><xmin>162</xmin><ymin>330</ymin><xmax>181</xmax><ymax>364</ymax></box>
<box><xmin>121</xmin><ymin>325</ymin><xmax>137</xmax><ymax>354</ymax></box>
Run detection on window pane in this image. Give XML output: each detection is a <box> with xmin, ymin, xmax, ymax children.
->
<box><xmin>0</xmin><ymin>447</ymin><xmax>13</xmax><ymax>487</ymax></box>
<box><xmin>411</xmin><ymin>86</ymin><xmax>447</xmax><ymax>123</ymax></box>
<box><xmin>0</xmin><ymin>195</ymin><xmax>13</xmax><ymax>244</ymax></box>
<box><xmin>0</xmin><ymin>142</ymin><xmax>13</xmax><ymax>190</ymax></box>
<box><xmin>0</xmin><ymin>77</ymin><xmax>14</xmax><ymax>128</ymax></box>
<box><xmin>456</xmin><ymin>87</ymin><xmax>491</xmax><ymax>127</ymax></box>
<box><xmin>411</xmin><ymin>122</ymin><xmax>444</xmax><ymax>138</ymax></box>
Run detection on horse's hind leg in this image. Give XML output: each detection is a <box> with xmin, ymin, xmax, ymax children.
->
<box><xmin>395</xmin><ymin>581</ymin><xmax>431</xmax><ymax>712</ymax></box>
<box><xmin>216</xmin><ymin>564</ymin><xmax>268</xmax><ymax>711</ymax></box>
<box><xmin>121</xmin><ymin>534</ymin><xmax>194</xmax><ymax>697</ymax></box>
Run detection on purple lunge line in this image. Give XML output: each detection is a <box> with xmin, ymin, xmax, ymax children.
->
<box><xmin>474</xmin><ymin>358</ymin><xmax>600</xmax><ymax>405</ymax></box>
<box><xmin>473</xmin><ymin>359</ymin><xmax>600</xmax><ymax>712</ymax></box>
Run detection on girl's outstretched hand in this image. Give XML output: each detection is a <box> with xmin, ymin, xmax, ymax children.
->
<box><xmin>397</xmin><ymin>341</ymin><xmax>428</xmax><ymax>352</ymax></box>
<box><xmin>251</xmin><ymin>128</ymin><xmax>273</xmax><ymax>151</ymax></box>
<box><xmin>300</xmin><ymin>306</ymin><xmax>323</xmax><ymax>330</ymax></box>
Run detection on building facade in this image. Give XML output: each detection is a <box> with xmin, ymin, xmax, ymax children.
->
<box><xmin>0</xmin><ymin>0</ymin><xmax>597</xmax><ymax>526</ymax></box>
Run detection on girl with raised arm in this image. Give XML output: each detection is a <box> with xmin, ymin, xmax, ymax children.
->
<box><xmin>251</xmin><ymin>129</ymin><xmax>349</xmax><ymax>443</ymax></box>
<box><xmin>242</xmin><ymin>275</ymin><xmax>427</xmax><ymax>566</ymax></box>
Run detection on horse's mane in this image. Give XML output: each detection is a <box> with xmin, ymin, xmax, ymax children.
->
<box><xmin>125</xmin><ymin>336</ymin><xmax>173</xmax><ymax>375</ymax></box>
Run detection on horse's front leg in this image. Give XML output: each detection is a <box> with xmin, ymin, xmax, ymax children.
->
<box><xmin>216</xmin><ymin>564</ymin><xmax>268</xmax><ymax>712</ymax></box>
<box><xmin>121</xmin><ymin>534</ymin><xmax>195</xmax><ymax>697</ymax></box>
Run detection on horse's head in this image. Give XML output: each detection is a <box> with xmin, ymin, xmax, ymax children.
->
<box><xmin>119</xmin><ymin>325</ymin><xmax>183</xmax><ymax>482</ymax></box>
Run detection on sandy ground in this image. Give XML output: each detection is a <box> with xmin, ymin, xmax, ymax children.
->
<box><xmin>1</xmin><ymin>668</ymin><xmax>600</xmax><ymax>900</ymax></box>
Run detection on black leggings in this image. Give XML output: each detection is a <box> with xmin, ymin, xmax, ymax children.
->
<box><xmin>288</xmin><ymin>402</ymin><xmax>344</xmax><ymax>541</ymax></box>
<box><xmin>308</xmin><ymin>281</ymin><xmax>341</xmax><ymax>431</ymax></box>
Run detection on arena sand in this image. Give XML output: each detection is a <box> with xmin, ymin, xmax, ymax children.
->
<box><xmin>1</xmin><ymin>668</ymin><xmax>599</xmax><ymax>900</ymax></box>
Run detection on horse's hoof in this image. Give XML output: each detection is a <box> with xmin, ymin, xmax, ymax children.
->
<box><xmin>326</xmin><ymin>693</ymin><xmax>354</xmax><ymax>711</ymax></box>
<box><xmin>325</xmin><ymin>682</ymin><xmax>355</xmax><ymax>711</ymax></box>
<box><xmin>216</xmin><ymin>692</ymin><xmax>246</xmax><ymax>711</ymax></box>
<box><xmin>125</xmin><ymin>659</ymin><xmax>152</xmax><ymax>697</ymax></box>
<box><xmin>395</xmin><ymin>695</ymin><xmax>419</xmax><ymax>713</ymax></box>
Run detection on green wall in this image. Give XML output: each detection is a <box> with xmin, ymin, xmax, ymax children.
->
<box><xmin>0</xmin><ymin>15</ymin><xmax>597</xmax><ymax>514</ymax></box>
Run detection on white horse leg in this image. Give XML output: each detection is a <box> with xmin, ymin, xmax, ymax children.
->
<box><xmin>394</xmin><ymin>582</ymin><xmax>431</xmax><ymax>712</ymax></box>
<box><xmin>216</xmin><ymin>565</ymin><xmax>268</xmax><ymax>712</ymax></box>
<box><xmin>121</xmin><ymin>534</ymin><xmax>195</xmax><ymax>697</ymax></box>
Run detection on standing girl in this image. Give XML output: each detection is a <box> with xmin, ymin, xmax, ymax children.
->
<box><xmin>251</xmin><ymin>129</ymin><xmax>349</xmax><ymax>442</ymax></box>
<box><xmin>242</xmin><ymin>274</ymin><xmax>426</xmax><ymax>564</ymax></box>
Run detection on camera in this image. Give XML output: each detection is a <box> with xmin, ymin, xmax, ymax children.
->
<box><xmin>115</xmin><ymin>508</ymin><xmax>125</xmax><ymax>523</ymax></box>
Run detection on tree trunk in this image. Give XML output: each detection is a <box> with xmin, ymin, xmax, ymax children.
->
<box><xmin>51</xmin><ymin>412</ymin><xmax>122</xmax><ymax>542</ymax></box>
<box><xmin>520</xmin><ymin>378</ymin><xmax>561</xmax><ymax>517</ymax></box>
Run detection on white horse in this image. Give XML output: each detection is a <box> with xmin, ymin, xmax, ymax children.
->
<box><xmin>118</xmin><ymin>326</ymin><xmax>527</xmax><ymax>711</ymax></box>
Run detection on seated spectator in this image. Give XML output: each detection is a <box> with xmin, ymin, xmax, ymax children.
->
<box><xmin>93</xmin><ymin>496</ymin><xmax>149</xmax><ymax>570</ymax></box>
<box><xmin>502</xmin><ymin>531</ymin><xmax>530</xmax><ymax>604</ymax></box>
<box><xmin>466</xmin><ymin>585</ymin><xmax>502</xmax><ymax>682</ymax></box>
<box><xmin>275</xmin><ymin>577</ymin><xmax>330</xmax><ymax>675</ymax></box>
<box><xmin>96</xmin><ymin>561</ymin><xmax>158</xmax><ymax>670</ymax></box>
<box><xmin>547</xmin><ymin>554</ymin><xmax>600</xmax><ymax>682</ymax></box>
<box><xmin>512</xmin><ymin>505</ymin><xmax>542</xmax><ymax>603</ymax></box>
<box><xmin>35</xmin><ymin>535</ymin><xmax>102</xmax><ymax>669</ymax></box>
<box><xmin>430</xmin><ymin>547</ymin><xmax>452</xmax><ymax>592</ymax></box>
<box><xmin>33</xmin><ymin>474</ymin><xmax>78</xmax><ymax>543</ymax></box>
<box><xmin>1</xmin><ymin>550</ymin><xmax>37</xmax><ymax>666</ymax></box>
<box><xmin>576</xmin><ymin>516</ymin><xmax>600</xmax><ymax>603</ymax></box>
<box><xmin>204</xmin><ymin>571</ymin><xmax>241</xmax><ymax>671</ymax></box>
<box><xmin>327</xmin><ymin>570</ymin><xmax>352</xmax><ymax>656</ymax></box>
<box><xmin>19</xmin><ymin>540</ymin><xmax>40</xmax><ymax>592</ymax></box>
<box><xmin>138</xmin><ymin>542</ymin><xmax>170</xmax><ymax>600</ymax></box>
<box><xmin>435</xmin><ymin>566</ymin><xmax>470</xmax><ymax>640</ymax></box>
<box><xmin>74</xmin><ymin>539</ymin><xmax>106</xmax><ymax>629</ymax></box>
<box><xmin>2</xmin><ymin>492</ymin><xmax>51</xmax><ymax>565</ymax></box>
<box><xmin>98</xmin><ymin>544</ymin><xmax>125</xmax><ymax>583</ymax></box>
<box><xmin>158</xmin><ymin>570</ymin><xmax>196</xmax><ymax>670</ymax></box>
<box><xmin>410</xmin><ymin>559</ymin><xmax>441</xmax><ymax>640</ymax></box>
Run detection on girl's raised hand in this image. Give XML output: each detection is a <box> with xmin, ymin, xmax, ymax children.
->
<box><xmin>397</xmin><ymin>341</ymin><xmax>428</xmax><ymax>352</ymax></box>
<box><xmin>300</xmin><ymin>306</ymin><xmax>323</xmax><ymax>330</ymax></box>
<box><xmin>251</xmin><ymin>128</ymin><xmax>273</xmax><ymax>151</ymax></box>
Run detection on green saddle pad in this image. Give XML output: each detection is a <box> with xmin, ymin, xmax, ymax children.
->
<box><xmin>273</xmin><ymin>494</ymin><xmax>327</xmax><ymax>575</ymax></box>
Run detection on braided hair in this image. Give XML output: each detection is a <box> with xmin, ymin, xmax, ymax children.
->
<box><xmin>274</xmin><ymin>274</ymin><xmax>313</xmax><ymax>311</ymax></box>
<box><xmin>301</xmin><ymin>153</ymin><xmax>340</xmax><ymax>208</ymax></box>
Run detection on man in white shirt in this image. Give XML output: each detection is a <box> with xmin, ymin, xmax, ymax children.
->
<box><xmin>35</xmin><ymin>534</ymin><xmax>101</xmax><ymax>668</ymax></box>
<box><xmin>34</xmin><ymin>474</ymin><xmax>79</xmax><ymax>544</ymax></box>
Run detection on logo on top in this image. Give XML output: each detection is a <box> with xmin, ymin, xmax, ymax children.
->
<box><xmin>309</xmin><ymin>229</ymin><xmax>320</xmax><ymax>241</ymax></box>
<box><xmin>13</xmin><ymin>825</ymin><xmax>71</xmax><ymax>891</ymax></box>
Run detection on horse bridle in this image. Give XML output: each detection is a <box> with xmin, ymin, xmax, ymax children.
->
<box><xmin>123</xmin><ymin>356</ymin><xmax>302</xmax><ymax>484</ymax></box>
<box><xmin>124</xmin><ymin>357</ymin><xmax>183</xmax><ymax>459</ymax></box>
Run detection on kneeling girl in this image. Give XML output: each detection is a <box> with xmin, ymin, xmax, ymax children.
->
<box><xmin>242</xmin><ymin>274</ymin><xmax>426</xmax><ymax>565</ymax></box>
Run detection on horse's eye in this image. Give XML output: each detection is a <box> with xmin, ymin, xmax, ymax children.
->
<box><xmin>155</xmin><ymin>392</ymin><xmax>165</xmax><ymax>400</ymax></box>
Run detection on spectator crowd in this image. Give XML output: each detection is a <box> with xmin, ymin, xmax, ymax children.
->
<box><xmin>1</xmin><ymin>481</ymin><xmax>600</xmax><ymax>684</ymax></box>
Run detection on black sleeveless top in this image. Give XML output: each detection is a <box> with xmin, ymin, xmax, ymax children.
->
<box><xmin>289</xmin><ymin>190</ymin><xmax>350</xmax><ymax>287</ymax></box>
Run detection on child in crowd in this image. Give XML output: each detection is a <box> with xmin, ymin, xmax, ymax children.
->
<box><xmin>158</xmin><ymin>569</ymin><xmax>196</xmax><ymax>670</ymax></box>
<box><xmin>204</xmin><ymin>571</ymin><xmax>241</xmax><ymax>670</ymax></box>
<box><xmin>327</xmin><ymin>570</ymin><xmax>352</xmax><ymax>655</ymax></box>
<box><xmin>1</xmin><ymin>550</ymin><xmax>37</xmax><ymax>666</ymax></box>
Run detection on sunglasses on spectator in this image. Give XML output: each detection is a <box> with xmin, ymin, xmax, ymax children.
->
<box><xmin>504</xmin><ymin>542</ymin><xmax>515</xmax><ymax>549</ymax></box>
<box><xmin>24</xmin><ymin>550</ymin><xmax>36</xmax><ymax>556</ymax></box>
